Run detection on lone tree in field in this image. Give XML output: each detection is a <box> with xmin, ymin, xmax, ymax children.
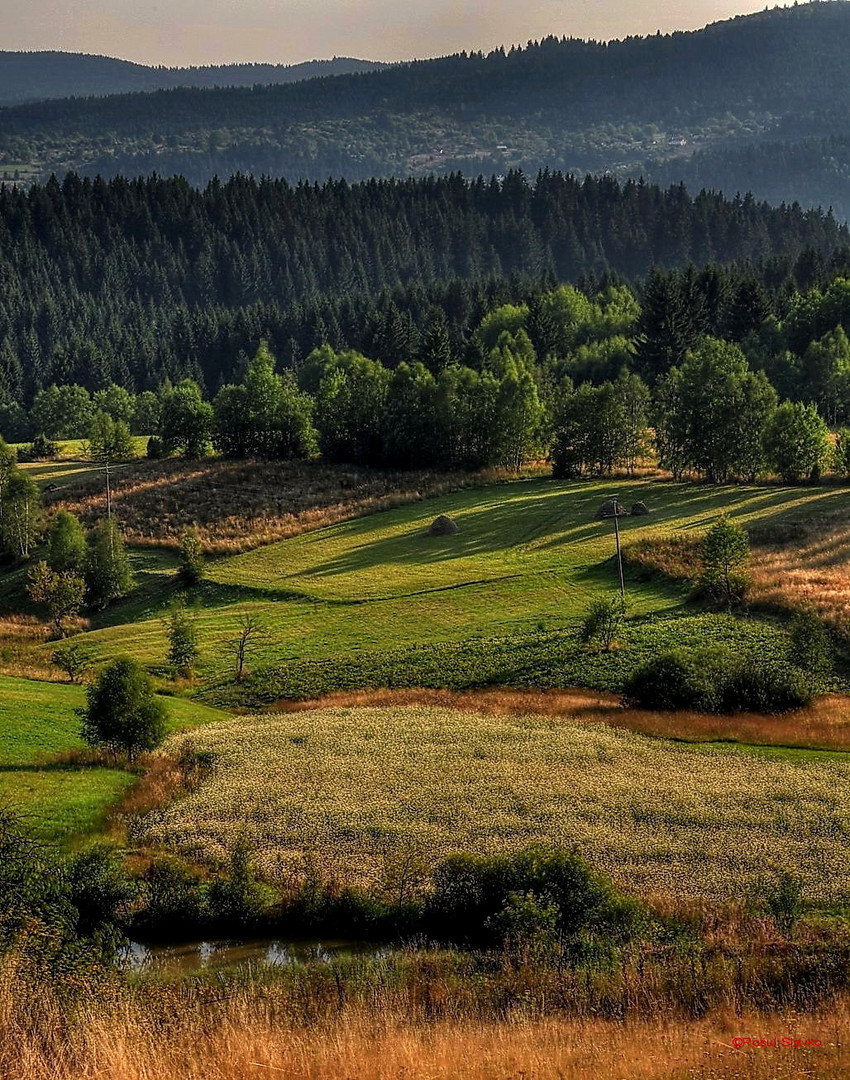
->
<box><xmin>699</xmin><ymin>517</ymin><xmax>750</xmax><ymax>608</ymax></box>
<box><xmin>27</xmin><ymin>561</ymin><xmax>86</xmax><ymax>637</ymax></box>
<box><xmin>52</xmin><ymin>640</ymin><xmax>92</xmax><ymax>683</ymax></box>
<box><xmin>84</xmin><ymin>519</ymin><xmax>134</xmax><ymax>609</ymax></box>
<box><xmin>166</xmin><ymin>603</ymin><xmax>199</xmax><ymax>678</ymax></box>
<box><xmin>46</xmin><ymin>510</ymin><xmax>87</xmax><ymax>574</ymax></box>
<box><xmin>178</xmin><ymin>530</ymin><xmax>205</xmax><ymax>585</ymax></box>
<box><xmin>79</xmin><ymin>657</ymin><xmax>166</xmax><ymax>760</ymax></box>
<box><xmin>229</xmin><ymin>613</ymin><xmax>266</xmax><ymax>682</ymax></box>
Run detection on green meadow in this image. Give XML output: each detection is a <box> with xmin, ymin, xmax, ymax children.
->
<box><xmin>78</xmin><ymin>476</ymin><xmax>850</xmax><ymax>689</ymax></box>
<box><xmin>0</xmin><ymin>675</ymin><xmax>226</xmax><ymax>844</ymax></box>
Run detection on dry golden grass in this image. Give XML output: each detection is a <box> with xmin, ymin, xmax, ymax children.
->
<box><xmin>4</xmin><ymin>971</ymin><xmax>848</xmax><ymax>1080</ymax></box>
<box><xmin>625</xmin><ymin>506</ymin><xmax>850</xmax><ymax>639</ymax></box>
<box><xmin>50</xmin><ymin>458</ymin><xmax>541</xmax><ymax>553</ymax></box>
<box><xmin>749</xmin><ymin>514</ymin><xmax>850</xmax><ymax>636</ymax></box>
<box><xmin>139</xmin><ymin>705</ymin><xmax>850</xmax><ymax>902</ymax></box>
<box><xmin>0</xmin><ymin>615</ymin><xmax>66</xmax><ymax>680</ymax></box>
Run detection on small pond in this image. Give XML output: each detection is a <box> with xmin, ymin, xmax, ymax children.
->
<box><xmin>125</xmin><ymin>937</ymin><xmax>388</xmax><ymax>976</ymax></box>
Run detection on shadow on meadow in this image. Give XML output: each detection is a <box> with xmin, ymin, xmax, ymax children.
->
<box><xmin>296</xmin><ymin>478</ymin><xmax>849</xmax><ymax>584</ymax></box>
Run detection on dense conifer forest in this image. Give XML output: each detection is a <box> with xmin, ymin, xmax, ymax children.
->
<box><xmin>0</xmin><ymin>169</ymin><xmax>844</xmax><ymax>401</ymax></box>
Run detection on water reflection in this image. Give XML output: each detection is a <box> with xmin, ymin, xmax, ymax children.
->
<box><xmin>125</xmin><ymin>937</ymin><xmax>386</xmax><ymax>975</ymax></box>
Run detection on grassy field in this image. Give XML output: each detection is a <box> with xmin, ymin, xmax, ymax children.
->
<box><xmin>140</xmin><ymin>704</ymin><xmax>850</xmax><ymax>903</ymax></box>
<box><xmin>70</xmin><ymin>477</ymin><xmax>850</xmax><ymax>702</ymax></box>
<box><xmin>52</xmin><ymin>457</ymin><xmax>502</xmax><ymax>551</ymax></box>
<box><xmin>0</xmin><ymin>674</ymin><xmax>227</xmax><ymax>844</ymax></box>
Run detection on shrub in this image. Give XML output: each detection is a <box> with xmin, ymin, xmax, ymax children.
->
<box><xmin>135</xmin><ymin>856</ymin><xmax>203</xmax><ymax>938</ymax></box>
<box><xmin>622</xmin><ymin>651</ymin><xmax>715</xmax><ymax>711</ymax></box>
<box><xmin>166</xmin><ymin>603</ymin><xmax>199</xmax><ymax>677</ymax></box>
<box><xmin>205</xmin><ymin>838</ymin><xmax>268</xmax><ymax>929</ymax></box>
<box><xmin>64</xmin><ymin>845</ymin><xmax>135</xmax><ymax>935</ymax></box>
<box><xmin>79</xmin><ymin>657</ymin><xmax>167</xmax><ymax>759</ymax></box>
<box><xmin>762</xmin><ymin>871</ymin><xmax>804</xmax><ymax>936</ymax></box>
<box><xmin>26</xmin><ymin>433</ymin><xmax>59</xmax><ymax>460</ymax></box>
<box><xmin>146</xmin><ymin>435</ymin><xmax>164</xmax><ymax>459</ymax></box>
<box><xmin>27</xmin><ymin>561</ymin><xmax>86</xmax><ymax>637</ymax></box>
<box><xmin>178</xmin><ymin>530</ymin><xmax>205</xmax><ymax>585</ymax></box>
<box><xmin>488</xmin><ymin>889</ymin><xmax>561</xmax><ymax>959</ymax></box>
<box><xmin>698</xmin><ymin>517</ymin><xmax>750</xmax><ymax>607</ymax></box>
<box><xmin>426</xmin><ymin>846</ymin><xmax>642</xmax><ymax>947</ymax></box>
<box><xmin>46</xmin><ymin>510</ymin><xmax>87</xmax><ymax>573</ymax></box>
<box><xmin>84</xmin><ymin>519</ymin><xmax>134</xmax><ymax>609</ymax></box>
<box><xmin>624</xmin><ymin>648</ymin><xmax>812</xmax><ymax>714</ymax></box>
<box><xmin>580</xmin><ymin>596</ymin><xmax>624</xmax><ymax>650</ymax></box>
<box><xmin>790</xmin><ymin>610</ymin><xmax>832</xmax><ymax>675</ymax></box>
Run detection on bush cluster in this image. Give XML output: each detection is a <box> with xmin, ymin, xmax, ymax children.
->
<box><xmin>624</xmin><ymin>647</ymin><xmax>813</xmax><ymax>713</ymax></box>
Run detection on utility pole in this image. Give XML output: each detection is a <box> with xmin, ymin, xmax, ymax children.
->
<box><xmin>612</xmin><ymin>498</ymin><xmax>625</xmax><ymax>601</ymax></box>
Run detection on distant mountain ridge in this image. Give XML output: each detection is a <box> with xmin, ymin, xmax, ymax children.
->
<box><xmin>0</xmin><ymin>51</ymin><xmax>385</xmax><ymax>106</ymax></box>
<box><xmin>2</xmin><ymin>3</ymin><xmax>850</xmax><ymax>219</ymax></box>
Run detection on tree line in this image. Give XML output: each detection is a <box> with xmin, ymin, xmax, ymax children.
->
<box><xmin>0</xmin><ymin>170</ymin><xmax>845</xmax><ymax>408</ymax></box>
<box><xmin>7</xmin><ymin>265</ymin><xmax>850</xmax><ymax>481</ymax></box>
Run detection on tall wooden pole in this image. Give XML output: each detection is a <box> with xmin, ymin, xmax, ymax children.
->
<box><xmin>613</xmin><ymin>499</ymin><xmax>625</xmax><ymax>600</ymax></box>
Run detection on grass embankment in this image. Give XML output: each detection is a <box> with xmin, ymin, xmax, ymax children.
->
<box><xmin>77</xmin><ymin>477</ymin><xmax>850</xmax><ymax>704</ymax></box>
<box><xmin>0</xmin><ymin>675</ymin><xmax>226</xmax><ymax>844</ymax></box>
<box><xmin>272</xmin><ymin>686</ymin><xmax>850</xmax><ymax>754</ymax></box>
<box><xmin>140</xmin><ymin>704</ymin><xmax>850</xmax><ymax>903</ymax></box>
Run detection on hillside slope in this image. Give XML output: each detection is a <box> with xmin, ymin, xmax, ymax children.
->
<box><xmin>0</xmin><ymin>52</ymin><xmax>384</xmax><ymax>106</ymax></box>
<box><xmin>1</xmin><ymin>2</ymin><xmax>849</xmax><ymax>200</ymax></box>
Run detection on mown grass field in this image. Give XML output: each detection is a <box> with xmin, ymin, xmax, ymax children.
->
<box><xmin>0</xmin><ymin>674</ymin><xmax>226</xmax><ymax>844</ymax></box>
<box><xmin>72</xmin><ymin>477</ymin><xmax>850</xmax><ymax>702</ymax></box>
<box><xmin>141</xmin><ymin>704</ymin><xmax>850</xmax><ymax>903</ymax></box>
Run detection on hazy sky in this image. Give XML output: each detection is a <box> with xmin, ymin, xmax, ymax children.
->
<box><xmin>2</xmin><ymin>0</ymin><xmax>795</xmax><ymax>66</ymax></box>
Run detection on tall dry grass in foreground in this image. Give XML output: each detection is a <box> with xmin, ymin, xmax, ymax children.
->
<box><xmin>4</xmin><ymin>973</ymin><xmax>849</xmax><ymax>1080</ymax></box>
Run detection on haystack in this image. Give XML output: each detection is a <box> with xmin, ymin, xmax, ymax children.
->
<box><xmin>595</xmin><ymin>499</ymin><xmax>627</xmax><ymax>520</ymax></box>
<box><xmin>428</xmin><ymin>515</ymin><xmax>459</xmax><ymax>536</ymax></box>
<box><xmin>631</xmin><ymin>501</ymin><xmax>650</xmax><ymax>516</ymax></box>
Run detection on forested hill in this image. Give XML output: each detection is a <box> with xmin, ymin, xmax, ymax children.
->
<box><xmin>1</xmin><ymin>1</ymin><xmax>849</xmax><ymax>199</ymax></box>
<box><xmin>0</xmin><ymin>53</ymin><xmax>385</xmax><ymax>106</ymax></box>
<box><xmin>648</xmin><ymin>137</ymin><xmax>850</xmax><ymax>223</ymax></box>
<box><xmin>0</xmin><ymin>170</ymin><xmax>844</xmax><ymax>402</ymax></box>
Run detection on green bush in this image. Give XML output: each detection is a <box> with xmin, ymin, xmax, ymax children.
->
<box><xmin>135</xmin><ymin>856</ymin><xmax>203</xmax><ymax>938</ymax></box>
<box><xmin>426</xmin><ymin>846</ymin><xmax>642</xmax><ymax>947</ymax></box>
<box><xmin>178</xmin><ymin>530</ymin><xmax>205</xmax><ymax>585</ymax></box>
<box><xmin>79</xmin><ymin>657</ymin><xmax>167</xmax><ymax>759</ymax></box>
<box><xmin>25</xmin><ymin>433</ymin><xmax>59</xmax><ymax>460</ymax></box>
<box><xmin>205</xmin><ymin>839</ymin><xmax>268</xmax><ymax>929</ymax></box>
<box><xmin>65</xmin><ymin>845</ymin><xmax>135</xmax><ymax>935</ymax></box>
<box><xmin>624</xmin><ymin>648</ymin><xmax>812</xmax><ymax>713</ymax></box>
<box><xmin>580</xmin><ymin>596</ymin><xmax>624</xmax><ymax>650</ymax></box>
<box><xmin>789</xmin><ymin>610</ymin><xmax>832</xmax><ymax>675</ymax></box>
<box><xmin>146</xmin><ymin>435</ymin><xmax>164</xmax><ymax>459</ymax></box>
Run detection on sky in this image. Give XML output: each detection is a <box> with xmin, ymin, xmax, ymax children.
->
<box><xmin>1</xmin><ymin>0</ymin><xmax>796</xmax><ymax>67</ymax></box>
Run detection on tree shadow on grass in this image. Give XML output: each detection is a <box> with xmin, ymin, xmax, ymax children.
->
<box><xmin>298</xmin><ymin>479</ymin><xmax>828</xmax><ymax>583</ymax></box>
